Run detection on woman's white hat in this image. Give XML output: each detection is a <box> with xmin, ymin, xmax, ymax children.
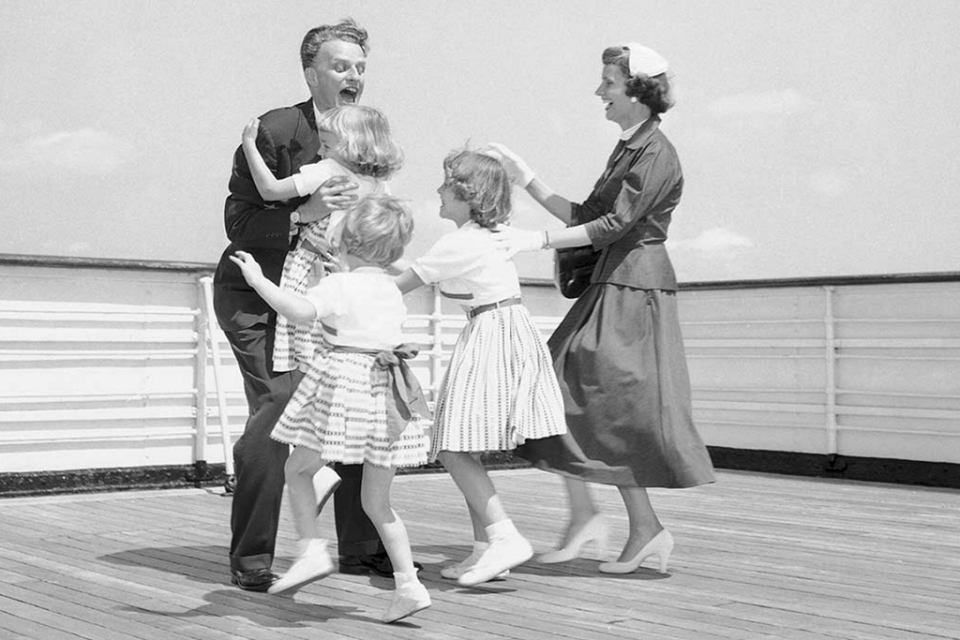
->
<box><xmin>624</xmin><ymin>42</ymin><xmax>669</xmax><ymax>77</ymax></box>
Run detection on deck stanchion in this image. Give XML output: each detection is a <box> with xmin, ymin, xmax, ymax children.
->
<box><xmin>430</xmin><ymin>284</ymin><xmax>444</xmax><ymax>400</ymax></box>
<box><xmin>822</xmin><ymin>285</ymin><xmax>845</xmax><ymax>473</ymax></box>
<box><xmin>199</xmin><ymin>276</ymin><xmax>236</xmax><ymax>492</ymax></box>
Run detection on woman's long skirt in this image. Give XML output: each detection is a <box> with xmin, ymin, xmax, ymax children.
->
<box><xmin>515</xmin><ymin>284</ymin><xmax>715</xmax><ymax>488</ymax></box>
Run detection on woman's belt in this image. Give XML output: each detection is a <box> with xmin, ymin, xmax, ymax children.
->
<box><xmin>467</xmin><ymin>297</ymin><xmax>521</xmax><ymax>319</ymax></box>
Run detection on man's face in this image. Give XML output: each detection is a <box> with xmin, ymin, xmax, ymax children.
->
<box><xmin>305</xmin><ymin>40</ymin><xmax>366</xmax><ymax>111</ymax></box>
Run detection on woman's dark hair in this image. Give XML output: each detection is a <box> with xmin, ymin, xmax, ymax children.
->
<box><xmin>601</xmin><ymin>46</ymin><xmax>675</xmax><ymax>114</ymax></box>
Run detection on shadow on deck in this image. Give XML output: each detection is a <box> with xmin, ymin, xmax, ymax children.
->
<box><xmin>1</xmin><ymin>468</ymin><xmax>958</xmax><ymax>640</ymax></box>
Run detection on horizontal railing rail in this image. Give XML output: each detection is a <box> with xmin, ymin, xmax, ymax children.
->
<box><xmin>1</xmin><ymin>254</ymin><xmax>958</xmax><ymax>482</ymax></box>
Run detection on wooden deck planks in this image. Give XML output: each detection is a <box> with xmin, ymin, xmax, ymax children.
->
<box><xmin>0</xmin><ymin>469</ymin><xmax>958</xmax><ymax>640</ymax></box>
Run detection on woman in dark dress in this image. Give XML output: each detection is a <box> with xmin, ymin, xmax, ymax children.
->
<box><xmin>487</xmin><ymin>42</ymin><xmax>714</xmax><ymax>574</ymax></box>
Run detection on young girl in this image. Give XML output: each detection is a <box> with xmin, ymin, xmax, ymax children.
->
<box><xmin>395</xmin><ymin>149</ymin><xmax>568</xmax><ymax>587</ymax></box>
<box><xmin>230</xmin><ymin>195</ymin><xmax>432</xmax><ymax>624</ymax></box>
<box><xmin>241</xmin><ymin>104</ymin><xmax>403</xmax><ymax>373</ymax></box>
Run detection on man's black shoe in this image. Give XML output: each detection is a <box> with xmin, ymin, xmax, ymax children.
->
<box><xmin>338</xmin><ymin>553</ymin><xmax>422</xmax><ymax>578</ymax></box>
<box><xmin>230</xmin><ymin>568</ymin><xmax>279</xmax><ymax>592</ymax></box>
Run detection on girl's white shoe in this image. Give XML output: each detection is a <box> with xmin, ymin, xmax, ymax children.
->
<box><xmin>268</xmin><ymin>538</ymin><xmax>335</xmax><ymax>594</ymax></box>
<box><xmin>457</xmin><ymin>533</ymin><xmax>532</xmax><ymax>587</ymax></box>
<box><xmin>382</xmin><ymin>572</ymin><xmax>431</xmax><ymax>623</ymax></box>
<box><xmin>440</xmin><ymin>542</ymin><xmax>509</xmax><ymax>580</ymax></box>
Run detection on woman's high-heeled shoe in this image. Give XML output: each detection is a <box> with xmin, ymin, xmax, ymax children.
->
<box><xmin>538</xmin><ymin>515</ymin><xmax>608</xmax><ymax>564</ymax></box>
<box><xmin>598</xmin><ymin>529</ymin><xmax>674</xmax><ymax>574</ymax></box>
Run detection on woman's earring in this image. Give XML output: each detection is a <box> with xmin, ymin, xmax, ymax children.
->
<box><xmin>630</xmin><ymin>97</ymin><xmax>638</xmax><ymax>103</ymax></box>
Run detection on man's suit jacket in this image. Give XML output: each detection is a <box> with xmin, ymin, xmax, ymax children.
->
<box><xmin>213</xmin><ymin>100</ymin><xmax>320</xmax><ymax>333</ymax></box>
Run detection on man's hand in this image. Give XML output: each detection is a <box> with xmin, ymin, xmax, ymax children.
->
<box><xmin>297</xmin><ymin>175</ymin><xmax>360</xmax><ymax>224</ymax></box>
<box><xmin>228</xmin><ymin>251</ymin><xmax>267</xmax><ymax>287</ymax></box>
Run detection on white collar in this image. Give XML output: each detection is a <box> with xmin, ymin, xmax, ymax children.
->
<box><xmin>620</xmin><ymin>118</ymin><xmax>648</xmax><ymax>141</ymax></box>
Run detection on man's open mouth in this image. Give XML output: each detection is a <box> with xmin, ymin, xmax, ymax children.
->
<box><xmin>340</xmin><ymin>87</ymin><xmax>359</xmax><ymax>103</ymax></box>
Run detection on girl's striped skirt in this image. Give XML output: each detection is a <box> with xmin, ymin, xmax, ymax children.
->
<box><xmin>429</xmin><ymin>304</ymin><xmax>566</xmax><ymax>461</ymax></box>
<box><xmin>272</xmin><ymin>342</ymin><xmax>429</xmax><ymax>469</ymax></box>
<box><xmin>273</xmin><ymin>221</ymin><xmax>332</xmax><ymax>373</ymax></box>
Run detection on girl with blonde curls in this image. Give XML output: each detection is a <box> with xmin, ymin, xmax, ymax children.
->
<box><xmin>241</xmin><ymin>104</ymin><xmax>403</xmax><ymax>373</ymax></box>
<box><xmin>231</xmin><ymin>196</ymin><xmax>431</xmax><ymax>623</ymax></box>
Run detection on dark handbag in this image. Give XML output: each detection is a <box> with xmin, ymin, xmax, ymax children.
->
<box><xmin>554</xmin><ymin>246</ymin><xmax>601</xmax><ymax>299</ymax></box>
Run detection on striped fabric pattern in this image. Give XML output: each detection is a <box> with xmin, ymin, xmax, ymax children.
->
<box><xmin>271</xmin><ymin>342</ymin><xmax>430</xmax><ymax>468</ymax></box>
<box><xmin>429</xmin><ymin>304</ymin><xmax>566</xmax><ymax>461</ymax></box>
<box><xmin>273</xmin><ymin>220</ymin><xmax>331</xmax><ymax>372</ymax></box>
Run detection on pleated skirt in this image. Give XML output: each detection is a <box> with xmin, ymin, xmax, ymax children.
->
<box><xmin>273</xmin><ymin>221</ymin><xmax>331</xmax><ymax>372</ymax></box>
<box><xmin>272</xmin><ymin>342</ymin><xmax>430</xmax><ymax>468</ymax></box>
<box><xmin>429</xmin><ymin>304</ymin><xmax>567</xmax><ymax>461</ymax></box>
<box><xmin>515</xmin><ymin>284</ymin><xmax>715</xmax><ymax>488</ymax></box>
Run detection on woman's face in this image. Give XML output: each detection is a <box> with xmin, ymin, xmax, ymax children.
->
<box><xmin>437</xmin><ymin>182</ymin><xmax>471</xmax><ymax>227</ymax></box>
<box><xmin>595</xmin><ymin>64</ymin><xmax>644</xmax><ymax>130</ymax></box>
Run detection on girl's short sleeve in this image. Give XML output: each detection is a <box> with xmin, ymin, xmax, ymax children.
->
<box><xmin>303</xmin><ymin>273</ymin><xmax>346</xmax><ymax>319</ymax></box>
<box><xmin>410</xmin><ymin>231</ymin><xmax>480</xmax><ymax>284</ymax></box>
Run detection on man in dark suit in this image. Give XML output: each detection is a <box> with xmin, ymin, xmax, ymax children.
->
<box><xmin>213</xmin><ymin>18</ymin><xmax>402</xmax><ymax>592</ymax></box>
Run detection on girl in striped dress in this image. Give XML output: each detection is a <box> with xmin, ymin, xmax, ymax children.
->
<box><xmin>229</xmin><ymin>196</ymin><xmax>432</xmax><ymax>624</ymax></box>
<box><xmin>241</xmin><ymin>104</ymin><xmax>402</xmax><ymax>373</ymax></box>
<box><xmin>396</xmin><ymin>149</ymin><xmax>567</xmax><ymax>587</ymax></box>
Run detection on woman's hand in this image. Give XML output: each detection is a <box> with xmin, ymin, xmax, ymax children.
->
<box><xmin>241</xmin><ymin>117</ymin><xmax>260</xmax><ymax>146</ymax></box>
<box><xmin>228</xmin><ymin>250</ymin><xmax>267</xmax><ymax>287</ymax></box>
<box><xmin>484</xmin><ymin>143</ymin><xmax>537</xmax><ymax>187</ymax></box>
<box><xmin>491</xmin><ymin>224</ymin><xmax>546</xmax><ymax>257</ymax></box>
<box><xmin>297</xmin><ymin>175</ymin><xmax>359</xmax><ymax>224</ymax></box>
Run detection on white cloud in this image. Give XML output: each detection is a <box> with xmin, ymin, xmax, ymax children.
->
<box><xmin>0</xmin><ymin>126</ymin><xmax>134</xmax><ymax>175</ymax></box>
<box><xmin>668</xmin><ymin>228</ymin><xmax>756</xmax><ymax>282</ymax></box>
<box><xmin>66</xmin><ymin>241</ymin><xmax>93</xmax><ymax>255</ymax></box>
<box><xmin>668</xmin><ymin>227</ymin><xmax>754</xmax><ymax>253</ymax></box>
<box><xmin>37</xmin><ymin>239</ymin><xmax>93</xmax><ymax>256</ymax></box>
<box><xmin>708</xmin><ymin>88</ymin><xmax>816</xmax><ymax>118</ymax></box>
<box><xmin>808</xmin><ymin>170</ymin><xmax>848</xmax><ymax>197</ymax></box>
<box><xmin>26</xmin><ymin>129</ymin><xmax>135</xmax><ymax>174</ymax></box>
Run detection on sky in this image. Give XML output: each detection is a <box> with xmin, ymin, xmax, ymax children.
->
<box><xmin>1</xmin><ymin>1</ymin><xmax>959</xmax><ymax>283</ymax></box>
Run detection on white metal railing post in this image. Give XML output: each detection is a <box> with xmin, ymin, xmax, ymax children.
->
<box><xmin>430</xmin><ymin>285</ymin><xmax>444</xmax><ymax>400</ymax></box>
<box><xmin>823</xmin><ymin>285</ymin><xmax>838</xmax><ymax>455</ymax></box>
<box><xmin>193</xmin><ymin>278</ymin><xmax>210</xmax><ymax>468</ymax></box>
<box><xmin>199</xmin><ymin>276</ymin><xmax>235</xmax><ymax>479</ymax></box>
